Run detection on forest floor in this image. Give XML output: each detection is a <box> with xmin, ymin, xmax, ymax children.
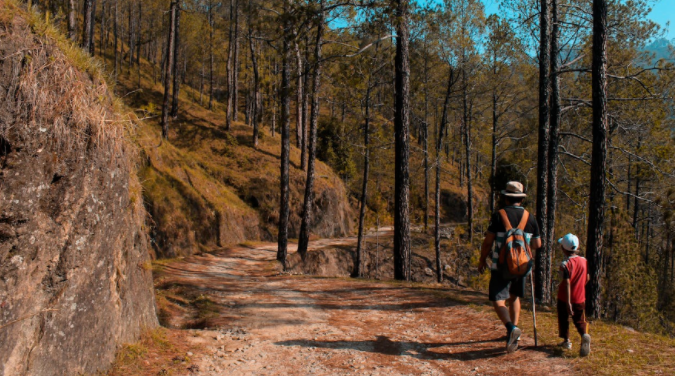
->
<box><xmin>109</xmin><ymin>230</ymin><xmax>585</xmax><ymax>376</ymax></box>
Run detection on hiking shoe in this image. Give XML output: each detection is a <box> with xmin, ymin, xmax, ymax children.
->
<box><xmin>558</xmin><ymin>340</ymin><xmax>572</xmax><ymax>350</ymax></box>
<box><xmin>580</xmin><ymin>334</ymin><xmax>591</xmax><ymax>357</ymax></box>
<box><xmin>506</xmin><ymin>326</ymin><xmax>521</xmax><ymax>353</ymax></box>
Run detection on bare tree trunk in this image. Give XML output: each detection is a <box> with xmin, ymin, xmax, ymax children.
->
<box><xmin>248</xmin><ymin>0</ymin><xmax>260</xmax><ymax>147</ymax></box>
<box><xmin>301</xmin><ymin>37</ymin><xmax>310</xmax><ymax>170</ymax></box>
<box><xmin>208</xmin><ymin>1</ymin><xmax>215</xmax><ymax>110</ymax></box>
<box><xmin>355</xmin><ymin>83</ymin><xmax>371</xmax><ymax>278</ymax></box>
<box><xmin>113</xmin><ymin>0</ymin><xmax>118</xmax><ymax>79</ymax></box>
<box><xmin>295</xmin><ymin>42</ymin><xmax>304</xmax><ymax>151</ymax></box>
<box><xmin>68</xmin><ymin>0</ymin><xmax>77</xmax><ymax>41</ymax></box>
<box><xmin>232</xmin><ymin>0</ymin><xmax>240</xmax><ymax>119</ymax></box>
<box><xmin>535</xmin><ymin>0</ymin><xmax>551</xmax><ymax>303</ymax></box>
<box><xmin>586</xmin><ymin>0</ymin><xmax>608</xmax><ymax>319</ymax></box>
<box><xmin>462</xmin><ymin>69</ymin><xmax>473</xmax><ymax>242</ymax></box>
<box><xmin>99</xmin><ymin>0</ymin><xmax>106</xmax><ymax>56</ymax></box>
<box><xmin>271</xmin><ymin>60</ymin><xmax>277</xmax><ymax>137</ymax></box>
<box><xmin>277</xmin><ymin>2</ymin><xmax>292</xmax><ymax>267</ymax></box>
<box><xmin>160</xmin><ymin>0</ymin><xmax>177</xmax><ymax>140</ymax></box>
<box><xmin>226</xmin><ymin>0</ymin><xmax>236</xmax><ymax>129</ymax></box>
<box><xmin>82</xmin><ymin>0</ymin><xmax>95</xmax><ymax>54</ymax></box>
<box><xmin>490</xmin><ymin>90</ymin><xmax>498</xmax><ymax>214</ymax></box>
<box><xmin>423</xmin><ymin>37</ymin><xmax>430</xmax><ymax>233</ymax></box>
<box><xmin>297</xmin><ymin>12</ymin><xmax>325</xmax><ymax>260</ymax></box>
<box><xmin>435</xmin><ymin>67</ymin><xmax>454</xmax><ymax>283</ymax></box>
<box><xmin>393</xmin><ymin>0</ymin><xmax>411</xmax><ymax>281</ymax></box>
<box><xmin>545</xmin><ymin>0</ymin><xmax>561</xmax><ymax>305</ymax></box>
<box><xmin>171</xmin><ymin>5</ymin><xmax>182</xmax><ymax>118</ymax></box>
<box><xmin>127</xmin><ymin>0</ymin><xmax>133</xmax><ymax>72</ymax></box>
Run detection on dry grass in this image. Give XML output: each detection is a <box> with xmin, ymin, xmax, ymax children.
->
<box><xmin>106</xmin><ymin>328</ymin><xmax>202</xmax><ymax>376</ymax></box>
<box><xmin>0</xmin><ymin>0</ymin><xmax>147</xmax><ymax>219</ymax></box>
<box><xmin>465</xmin><ymin>301</ymin><xmax>675</xmax><ymax>375</ymax></box>
<box><xmin>0</xmin><ymin>0</ymin><xmax>129</xmax><ymax>156</ymax></box>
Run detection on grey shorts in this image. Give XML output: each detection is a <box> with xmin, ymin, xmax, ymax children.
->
<box><xmin>489</xmin><ymin>271</ymin><xmax>526</xmax><ymax>302</ymax></box>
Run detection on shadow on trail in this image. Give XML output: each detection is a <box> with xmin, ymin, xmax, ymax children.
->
<box><xmin>274</xmin><ymin>335</ymin><xmax>537</xmax><ymax>361</ymax></box>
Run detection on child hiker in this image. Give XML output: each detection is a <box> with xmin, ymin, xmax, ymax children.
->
<box><xmin>557</xmin><ymin>233</ymin><xmax>591</xmax><ymax>357</ymax></box>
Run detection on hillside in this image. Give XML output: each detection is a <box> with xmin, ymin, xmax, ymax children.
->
<box><xmin>0</xmin><ymin>3</ymin><xmax>156</xmax><ymax>375</ymax></box>
<box><xmin>106</xmin><ymin>49</ymin><xmax>355</xmax><ymax>258</ymax></box>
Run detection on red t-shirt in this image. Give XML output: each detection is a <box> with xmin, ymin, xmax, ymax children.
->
<box><xmin>557</xmin><ymin>255</ymin><xmax>587</xmax><ymax>304</ymax></box>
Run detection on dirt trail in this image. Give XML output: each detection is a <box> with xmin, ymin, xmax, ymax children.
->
<box><xmin>155</xmin><ymin>233</ymin><xmax>571</xmax><ymax>375</ymax></box>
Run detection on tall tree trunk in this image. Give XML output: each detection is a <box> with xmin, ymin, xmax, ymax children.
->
<box><xmin>393</xmin><ymin>0</ymin><xmax>411</xmax><ymax>281</ymax></box>
<box><xmin>208</xmin><ymin>2</ymin><xmax>215</xmax><ymax>110</ymax></box>
<box><xmin>277</xmin><ymin>4</ymin><xmax>292</xmax><ymax>267</ymax></box>
<box><xmin>586</xmin><ymin>0</ymin><xmax>608</xmax><ymax>319</ymax></box>
<box><xmin>423</xmin><ymin>37</ymin><xmax>430</xmax><ymax>233</ymax></box>
<box><xmin>82</xmin><ymin>0</ymin><xmax>95</xmax><ymax>54</ymax></box>
<box><xmin>535</xmin><ymin>0</ymin><xmax>551</xmax><ymax>303</ymax></box>
<box><xmin>462</xmin><ymin>69</ymin><xmax>473</xmax><ymax>242</ymax></box>
<box><xmin>127</xmin><ymin>0</ymin><xmax>133</xmax><ymax>72</ymax></box>
<box><xmin>544</xmin><ymin>0</ymin><xmax>561</xmax><ymax>305</ymax></box>
<box><xmin>68</xmin><ymin>0</ymin><xmax>77</xmax><ymax>41</ymax></box>
<box><xmin>248</xmin><ymin>1</ymin><xmax>260</xmax><ymax>147</ymax></box>
<box><xmin>633</xmin><ymin>167</ymin><xmax>641</xmax><ymax>235</ymax></box>
<box><xmin>232</xmin><ymin>0</ymin><xmax>240</xmax><ymax>119</ymax></box>
<box><xmin>295</xmin><ymin>42</ymin><xmax>304</xmax><ymax>151</ymax></box>
<box><xmin>435</xmin><ymin>67</ymin><xmax>454</xmax><ymax>283</ymax></box>
<box><xmin>355</xmin><ymin>83</ymin><xmax>371</xmax><ymax>278</ymax></box>
<box><xmin>490</xmin><ymin>91</ymin><xmax>498</xmax><ymax>214</ymax></box>
<box><xmin>297</xmin><ymin>12</ymin><xmax>325</xmax><ymax>260</ymax></box>
<box><xmin>161</xmin><ymin>0</ymin><xmax>177</xmax><ymax>140</ymax></box>
<box><xmin>226</xmin><ymin>0</ymin><xmax>236</xmax><ymax>129</ymax></box>
<box><xmin>171</xmin><ymin>5</ymin><xmax>182</xmax><ymax>118</ymax></box>
<box><xmin>113</xmin><ymin>0</ymin><xmax>118</xmax><ymax>79</ymax></box>
<box><xmin>301</xmin><ymin>37</ymin><xmax>310</xmax><ymax>171</ymax></box>
<box><xmin>99</xmin><ymin>0</ymin><xmax>106</xmax><ymax>56</ymax></box>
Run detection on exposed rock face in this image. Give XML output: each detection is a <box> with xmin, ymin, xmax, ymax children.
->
<box><xmin>0</xmin><ymin>7</ymin><xmax>157</xmax><ymax>376</ymax></box>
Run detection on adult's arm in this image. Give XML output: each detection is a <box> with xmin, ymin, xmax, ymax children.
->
<box><xmin>478</xmin><ymin>232</ymin><xmax>496</xmax><ymax>273</ymax></box>
<box><xmin>531</xmin><ymin>237</ymin><xmax>542</xmax><ymax>250</ymax></box>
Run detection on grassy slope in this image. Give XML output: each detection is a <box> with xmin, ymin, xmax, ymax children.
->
<box><xmin>99</xmin><ymin>47</ymin><xmax>353</xmax><ymax>257</ymax></box>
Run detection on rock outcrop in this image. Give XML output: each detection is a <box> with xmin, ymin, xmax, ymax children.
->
<box><xmin>0</xmin><ymin>4</ymin><xmax>157</xmax><ymax>375</ymax></box>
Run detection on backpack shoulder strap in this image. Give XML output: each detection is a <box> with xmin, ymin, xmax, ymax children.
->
<box><xmin>517</xmin><ymin>210</ymin><xmax>530</xmax><ymax>231</ymax></box>
<box><xmin>499</xmin><ymin>209</ymin><xmax>513</xmax><ymax>231</ymax></box>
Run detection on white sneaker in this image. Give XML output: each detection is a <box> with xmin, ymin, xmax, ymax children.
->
<box><xmin>580</xmin><ymin>334</ymin><xmax>591</xmax><ymax>357</ymax></box>
<box><xmin>507</xmin><ymin>327</ymin><xmax>521</xmax><ymax>353</ymax></box>
<box><xmin>558</xmin><ymin>340</ymin><xmax>572</xmax><ymax>350</ymax></box>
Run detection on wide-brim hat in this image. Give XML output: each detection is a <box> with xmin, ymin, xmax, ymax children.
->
<box><xmin>501</xmin><ymin>181</ymin><xmax>527</xmax><ymax>198</ymax></box>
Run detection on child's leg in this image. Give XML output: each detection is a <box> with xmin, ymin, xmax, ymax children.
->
<box><xmin>572</xmin><ymin>303</ymin><xmax>588</xmax><ymax>337</ymax></box>
<box><xmin>557</xmin><ymin>300</ymin><xmax>570</xmax><ymax>340</ymax></box>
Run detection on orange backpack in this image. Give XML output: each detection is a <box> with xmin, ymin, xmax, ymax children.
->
<box><xmin>498</xmin><ymin>209</ymin><xmax>533</xmax><ymax>279</ymax></box>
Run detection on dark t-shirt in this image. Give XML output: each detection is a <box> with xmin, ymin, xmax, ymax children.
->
<box><xmin>487</xmin><ymin>206</ymin><xmax>540</xmax><ymax>237</ymax></box>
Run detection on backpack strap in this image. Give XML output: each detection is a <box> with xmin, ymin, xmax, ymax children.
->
<box><xmin>499</xmin><ymin>209</ymin><xmax>512</xmax><ymax>231</ymax></box>
<box><xmin>517</xmin><ymin>210</ymin><xmax>529</xmax><ymax>231</ymax></box>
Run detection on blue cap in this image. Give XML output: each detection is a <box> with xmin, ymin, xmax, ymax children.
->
<box><xmin>558</xmin><ymin>233</ymin><xmax>580</xmax><ymax>252</ymax></box>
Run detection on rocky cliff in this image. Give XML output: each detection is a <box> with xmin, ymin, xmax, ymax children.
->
<box><xmin>0</xmin><ymin>4</ymin><xmax>157</xmax><ymax>375</ymax></box>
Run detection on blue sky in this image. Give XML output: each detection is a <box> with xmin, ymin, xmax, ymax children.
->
<box><xmin>479</xmin><ymin>0</ymin><xmax>675</xmax><ymax>41</ymax></box>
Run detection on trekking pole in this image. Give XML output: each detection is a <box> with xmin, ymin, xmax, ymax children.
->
<box><xmin>530</xmin><ymin>271</ymin><xmax>538</xmax><ymax>347</ymax></box>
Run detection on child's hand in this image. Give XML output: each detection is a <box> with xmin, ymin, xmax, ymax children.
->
<box><xmin>567</xmin><ymin>303</ymin><xmax>574</xmax><ymax>316</ymax></box>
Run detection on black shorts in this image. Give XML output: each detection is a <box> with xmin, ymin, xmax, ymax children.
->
<box><xmin>489</xmin><ymin>271</ymin><xmax>526</xmax><ymax>302</ymax></box>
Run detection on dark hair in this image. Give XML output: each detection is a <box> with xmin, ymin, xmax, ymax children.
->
<box><xmin>505</xmin><ymin>196</ymin><xmax>524</xmax><ymax>206</ymax></box>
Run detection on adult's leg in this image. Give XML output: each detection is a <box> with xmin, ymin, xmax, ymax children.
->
<box><xmin>507</xmin><ymin>275</ymin><xmax>525</xmax><ymax>326</ymax></box>
<box><xmin>493</xmin><ymin>300</ymin><xmax>512</xmax><ymax>325</ymax></box>
<box><xmin>508</xmin><ymin>295</ymin><xmax>520</xmax><ymax>326</ymax></box>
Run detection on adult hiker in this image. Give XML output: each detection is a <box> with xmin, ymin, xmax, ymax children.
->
<box><xmin>478</xmin><ymin>181</ymin><xmax>541</xmax><ymax>353</ymax></box>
